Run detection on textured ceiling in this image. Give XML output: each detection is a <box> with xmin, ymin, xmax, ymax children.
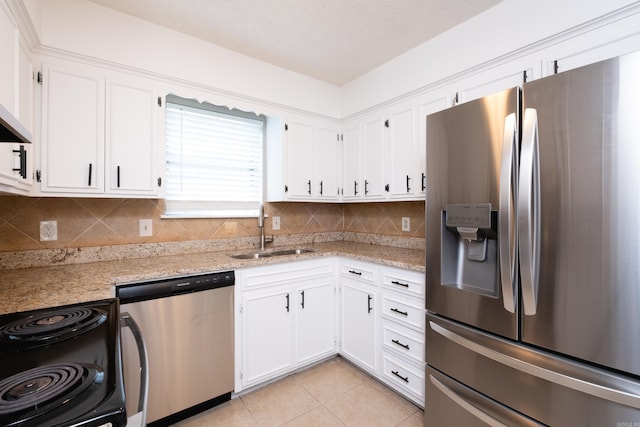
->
<box><xmin>89</xmin><ymin>0</ymin><xmax>503</xmax><ymax>86</ymax></box>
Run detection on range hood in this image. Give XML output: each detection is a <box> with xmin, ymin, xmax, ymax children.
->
<box><xmin>0</xmin><ymin>103</ymin><xmax>31</xmax><ymax>144</ymax></box>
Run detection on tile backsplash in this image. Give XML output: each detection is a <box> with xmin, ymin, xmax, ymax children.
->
<box><xmin>0</xmin><ymin>196</ymin><xmax>425</xmax><ymax>252</ymax></box>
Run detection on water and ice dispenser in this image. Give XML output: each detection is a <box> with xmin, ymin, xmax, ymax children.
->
<box><xmin>441</xmin><ymin>203</ymin><xmax>499</xmax><ymax>297</ymax></box>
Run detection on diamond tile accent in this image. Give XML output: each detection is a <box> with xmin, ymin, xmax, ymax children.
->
<box><xmin>0</xmin><ymin>196</ymin><xmax>425</xmax><ymax>252</ymax></box>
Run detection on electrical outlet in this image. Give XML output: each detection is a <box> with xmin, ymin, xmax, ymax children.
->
<box><xmin>272</xmin><ymin>216</ymin><xmax>281</xmax><ymax>230</ymax></box>
<box><xmin>40</xmin><ymin>221</ymin><xmax>58</xmax><ymax>241</ymax></box>
<box><xmin>402</xmin><ymin>217</ymin><xmax>410</xmax><ymax>232</ymax></box>
<box><xmin>139</xmin><ymin>219</ymin><xmax>153</xmax><ymax>237</ymax></box>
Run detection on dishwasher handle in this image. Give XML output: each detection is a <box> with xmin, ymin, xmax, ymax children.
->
<box><xmin>121</xmin><ymin>312</ymin><xmax>149</xmax><ymax>423</ymax></box>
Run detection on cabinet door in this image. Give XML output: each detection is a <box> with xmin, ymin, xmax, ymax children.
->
<box><xmin>242</xmin><ymin>289</ymin><xmax>293</xmax><ymax>386</ymax></box>
<box><xmin>387</xmin><ymin>105</ymin><xmax>418</xmax><ymax>198</ymax></box>
<box><xmin>41</xmin><ymin>64</ymin><xmax>105</xmax><ymax>193</ymax></box>
<box><xmin>106</xmin><ymin>79</ymin><xmax>159</xmax><ymax>195</ymax></box>
<box><xmin>0</xmin><ymin>144</ymin><xmax>20</xmax><ymax>186</ymax></box>
<box><xmin>341</xmin><ymin>281</ymin><xmax>376</xmax><ymax>373</ymax></box>
<box><xmin>18</xmin><ymin>40</ymin><xmax>33</xmax><ymax>136</ymax></box>
<box><xmin>0</xmin><ymin>5</ymin><xmax>16</xmax><ymax>116</ymax></box>
<box><xmin>286</xmin><ymin>121</ymin><xmax>314</xmax><ymax>198</ymax></box>
<box><xmin>362</xmin><ymin>116</ymin><xmax>385</xmax><ymax>199</ymax></box>
<box><xmin>296</xmin><ymin>281</ymin><xmax>336</xmax><ymax>364</ymax></box>
<box><xmin>314</xmin><ymin>126</ymin><xmax>339</xmax><ymax>200</ymax></box>
<box><xmin>419</xmin><ymin>90</ymin><xmax>451</xmax><ymax>195</ymax></box>
<box><xmin>342</xmin><ymin>123</ymin><xmax>361</xmax><ymax>199</ymax></box>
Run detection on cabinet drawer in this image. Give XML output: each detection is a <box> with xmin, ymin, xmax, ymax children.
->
<box><xmin>381</xmin><ymin>351</ymin><xmax>425</xmax><ymax>403</ymax></box>
<box><xmin>381</xmin><ymin>294</ymin><xmax>424</xmax><ymax>331</ymax></box>
<box><xmin>382</xmin><ymin>321</ymin><xmax>424</xmax><ymax>365</ymax></box>
<box><xmin>340</xmin><ymin>261</ymin><xmax>376</xmax><ymax>284</ymax></box>
<box><xmin>382</xmin><ymin>268</ymin><xmax>424</xmax><ymax>299</ymax></box>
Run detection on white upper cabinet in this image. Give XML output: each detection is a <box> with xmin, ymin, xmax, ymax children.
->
<box><xmin>40</xmin><ymin>63</ymin><xmax>105</xmax><ymax>194</ymax></box>
<box><xmin>284</xmin><ymin>120</ymin><xmax>314</xmax><ymax>198</ymax></box>
<box><xmin>454</xmin><ymin>61</ymin><xmax>537</xmax><ymax>106</ymax></box>
<box><xmin>341</xmin><ymin>122</ymin><xmax>360</xmax><ymax>200</ymax></box>
<box><xmin>341</xmin><ymin>106</ymin><xmax>422</xmax><ymax>202</ymax></box>
<box><xmin>106</xmin><ymin>78</ymin><xmax>160</xmax><ymax>195</ymax></box>
<box><xmin>341</xmin><ymin>113</ymin><xmax>385</xmax><ymax>201</ymax></box>
<box><xmin>386</xmin><ymin>103</ymin><xmax>419</xmax><ymax>199</ymax></box>
<box><xmin>0</xmin><ymin>5</ymin><xmax>33</xmax><ymax>194</ymax></box>
<box><xmin>279</xmin><ymin>116</ymin><xmax>340</xmax><ymax>201</ymax></box>
<box><xmin>314</xmin><ymin>125</ymin><xmax>340</xmax><ymax>200</ymax></box>
<box><xmin>0</xmin><ymin>4</ymin><xmax>17</xmax><ymax>119</ymax></box>
<box><xmin>361</xmin><ymin>114</ymin><xmax>385</xmax><ymax>199</ymax></box>
<box><xmin>39</xmin><ymin>59</ymin><xmax>162</xmax><ymax>197</ymax></box>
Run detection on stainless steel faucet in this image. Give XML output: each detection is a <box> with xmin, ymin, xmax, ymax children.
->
<box><xmin>258</xmin><ymin>204</ymin><xmax>273</xmax><ymax>250</ymax></box>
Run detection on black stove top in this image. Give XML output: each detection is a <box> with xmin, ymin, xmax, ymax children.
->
<box><xmin>0</xmin><ymin>299</ymin><xmax>126</xmax><ymax>427</ymax></box>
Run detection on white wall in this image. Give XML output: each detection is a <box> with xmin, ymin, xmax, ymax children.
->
<box><xmin>340</xmin><ymin>0</ymin><xmax>640</xmax><ymax>117</ymax></box>
<box><xmin>16</xmin><ymin>0</ymin><xmax>640</xmax><ymax>120</ymax></box>
<box><xmin>33</xmin><ymin>0</ymin><xmax>341</xmax><ymax>119</ymax></box>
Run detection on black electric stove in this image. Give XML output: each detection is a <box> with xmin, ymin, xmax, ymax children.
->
<box><xmin>0</xmin><ymin>299</ymin><xmax>126</xmax><ymax>427</ymax></box>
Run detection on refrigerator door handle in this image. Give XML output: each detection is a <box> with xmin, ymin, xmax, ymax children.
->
<box><xmin>499</xmin><ymin>113</ymin><xmax>518</xmax><ymax>313</ymax></box>
<box><xmin>429</xmin><ymin>320</ymin><xmax>640</xmax><ymax>409</ymax></box>
<box><xmin>430</xmin><ymin>375</ymin><xmax>510</xmax><ymax>427</ymax></box>
<box><xmin>518</xmin><ymin>108</ymin><xmax>541</xmax><ymax>316</ymax></box>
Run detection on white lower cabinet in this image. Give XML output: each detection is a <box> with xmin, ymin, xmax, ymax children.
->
<box><xmin>341</xmin><ymin>281</ymin><xmax>377</xmax><ymax>373</ymax></box>
<box><xmin>339</xmin><ymin>260</ymin><xmax>378</xmax><ymax>374</ymax></box>
<box><xmin>236</xmin><ymin>258</ymin><xmax>337</xmax><ymax>391</ymax></box>
<box><xmin>241</xmin><ymin>288</ymin><xmax>294</xmax><ymax>387</ymax></box>
<box><xmin>381</xmin><ymin>351</ymin><xmax>425</xmax><ymax>403</ymax></box>
<box><xmin>378</xmin><ymin>266</ymin><xmax>426</xmax><ymax>406</ymax></box>
<box><xmin>236</xmin><ymin>256</ymin><xmax>425</xmax><ymax>407</ymax></box>
<box><xmin>296</xmin><ymin>281</ymin><xmax>336</xmax><ymax>365</ymax></box>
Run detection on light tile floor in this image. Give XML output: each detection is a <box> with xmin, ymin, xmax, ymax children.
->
<box><xmin>174</xmin><ymin>356</ymin><xmax>424</xmax><ymax>427</ymax></box>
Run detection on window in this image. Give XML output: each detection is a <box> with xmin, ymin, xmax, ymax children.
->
<box><xmin>164</xmin><ymin>95</ymin><xmax>265</xmax><ymax>218</ymax></box>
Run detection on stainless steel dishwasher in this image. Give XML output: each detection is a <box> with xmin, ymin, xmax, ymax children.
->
<box><xmin>117</xmin><ymin>271</ymin><xmax>234</xmax><ymax>427</ymax></box>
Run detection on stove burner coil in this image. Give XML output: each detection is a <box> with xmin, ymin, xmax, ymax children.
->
<box><xmin>0</xmin><ymin>363</ymin><xmax>101</xmax><ymax>421</ymax></box>
<box><xmin>0</xmin><ymin>307</ymin><xmax>107</xmax><ymax>350</ymax></box>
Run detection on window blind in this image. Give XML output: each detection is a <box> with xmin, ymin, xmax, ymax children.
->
<box><xmin>164</xmin><ymin>98</ymin><xmax>264</xmax><ymax>218</ymax></box>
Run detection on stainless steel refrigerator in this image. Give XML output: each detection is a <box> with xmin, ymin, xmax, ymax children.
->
<box><xmin>425</xmin><ymin>51</ymin><xmax>640</xmax><ymax>426</ymax></box>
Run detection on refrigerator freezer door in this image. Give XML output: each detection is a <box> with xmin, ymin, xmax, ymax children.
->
<box><xmin>522</xmin><ymin>51</ymin><xmax>640</xmax><ymax>376</ymax></box>
<box><xmin>426</xmin><ymin>87</ymin><xmax>519</xmax><ymax>339</ymax></box>
<box><xmin>426</xmin><ymin>314</ymin><xmax>640</xmax><ymax>426</ymax></box>
<box><xmin>426</xmin><ymin>366</ymin><xmax>543</xmax><ymax>427</ymax></box>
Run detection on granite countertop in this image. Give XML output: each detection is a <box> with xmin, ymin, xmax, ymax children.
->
<box><xmin>0</xmin><ymin>241</ymin><xmax>425</xmax><ymax>315</ymax></box>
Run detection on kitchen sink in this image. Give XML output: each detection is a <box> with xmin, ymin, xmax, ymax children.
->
<box><xmin>228</xmin><ymin>248</ymin><xmax>315</xmax><ymax>259</ymax></box>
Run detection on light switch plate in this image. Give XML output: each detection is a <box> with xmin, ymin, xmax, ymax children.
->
<box><xmin>402</xmin><ymin>217</ymin><xmax>410</xmax><ymax>232</ymax></box>
<box><xmin>139</xmin><ymin>219</ymin><xmax>153</xmax><ymax>237</ymax></box>
<box><xmin>272</xmin><ymin>216</ymin><xmax>281</xmax><ymax>230</ymax></box>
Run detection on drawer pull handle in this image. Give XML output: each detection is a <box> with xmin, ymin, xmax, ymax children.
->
<box><xmin>392</xmin><ymin>339</ymin><xmax>410</xmax><ymax>350</ymax></box>
<box><xmin>391</xmin><ymin>308</ymin><xmax>408</xmax><ymax>316</ymax></box>
<box><xmin>348</xmin><ymin>270</ymin><xmax>362</xmax><ymax>276</ymax></box>
<box><xmin>391</xmin><ymin>280</ymin><xmax>409</xmax><ymax>288</ymax></box>
<box><xmin>367</xmin><ymin>295</ymin><xmax>373</xmax><ymax>313</ymax></box>
<box><xmin>392</xmin><ymin>370</ymin><xmax>409</xmax><ymax>383</ymax></box>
